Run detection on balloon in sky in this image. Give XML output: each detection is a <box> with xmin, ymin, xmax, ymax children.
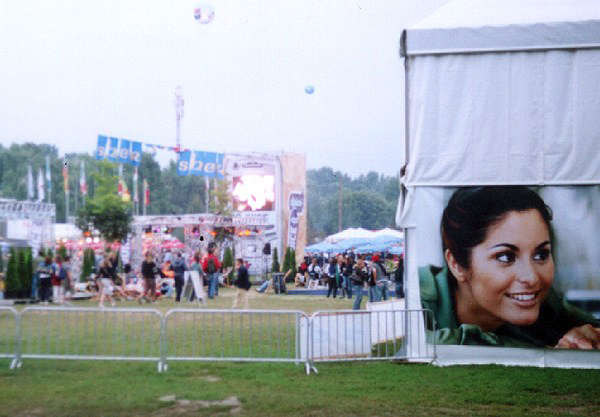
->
<box><xmin>305</xmin><ymin>85</ymin><xmax>315</xmax><ymax>95</ymax></box>
<box><xmin>194</xmin><ymin>4</ymin><xmax>215</xmax><ymax>24</ymax></box>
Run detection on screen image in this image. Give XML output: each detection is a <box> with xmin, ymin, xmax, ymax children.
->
<box><xmin>414</xmin><ymin>185</ymin><xmax>600</xmax><ymax>350</ymax></box>
<box><xmin>232</xmin><ymin>175</ymin><xmax>275</xmax><ymax>212</ymax></box>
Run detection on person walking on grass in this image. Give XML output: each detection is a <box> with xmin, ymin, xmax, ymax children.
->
<box><xmin>170</xmin><ymin>252</ymin><xmax>188</xmax><ymax>302</ymax></box>
<box><xmin>138</xmin><ymin>252</ymin><xmax>158</xmax><ymax>304</ymax></box>
<box><xmin>232</xmin><ymin>258</ymin><xmax>251</xmax><ymax>309</ymax></box>
<box><xmin>97</xmin><ymin>259</ymin><xmax>115</xmax><ymax>308</ymax></box>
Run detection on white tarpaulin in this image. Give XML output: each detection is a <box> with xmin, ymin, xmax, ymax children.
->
<box><xmin>400</xmin><ymin>0</ymin><xmax>600</xmax><ymax>187</ymax></box>
<box><xmin>397</xmin><ymin>0</ymin><xmax>600</xmax><ymax>366</ymax></box>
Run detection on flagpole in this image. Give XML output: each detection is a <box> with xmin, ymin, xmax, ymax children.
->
<box><xmin>46</xmin><ymin>156</ymin><xmax>52</xmax><ymax>204</ymax></box>
<box><xmin>64</xmin><ymin>159</ymin><xmax>70</xmax><ymax>222</ymax></box>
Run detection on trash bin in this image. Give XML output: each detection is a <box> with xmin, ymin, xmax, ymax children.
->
<box><xmin>272</xmin><ymin>273</ymin><xmax>286</xmax><ymax>294</ymax></box>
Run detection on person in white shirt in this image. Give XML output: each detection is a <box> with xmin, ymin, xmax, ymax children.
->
<box><xmin>306</xmin><ymin>258</ymin><xmax>322</xmax><ymax>290</ymax></box>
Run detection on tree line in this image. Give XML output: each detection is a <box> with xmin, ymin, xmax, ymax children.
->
<box><xmin>0</xmin><ymin>143</ymin><xmax>400</xmax><ymax>242</ymax></box>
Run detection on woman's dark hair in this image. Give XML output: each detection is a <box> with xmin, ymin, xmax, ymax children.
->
<box><xmin>441</xmin><ymin>186</ymin><xmax>553</xmax><ymax>285</ymax></box>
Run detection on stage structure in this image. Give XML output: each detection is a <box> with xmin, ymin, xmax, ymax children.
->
<box><xmin>0</xmin><ymin>198</ymin><xmax>56</xmax><ymax>253</ymax></box>
<box><xmin>130</xmin><ymin>152</ymin><xmax>307</xmax><ymax>276</ymax></box>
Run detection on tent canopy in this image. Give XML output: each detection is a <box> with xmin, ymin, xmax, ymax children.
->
<box><xmin>402</xmin><ymin>0</ymin><xmax>600</xmax><ymax>56</ymax></box>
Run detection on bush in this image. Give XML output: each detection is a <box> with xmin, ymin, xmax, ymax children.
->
<box><xmin>17</xmin><ymin>248</ymin><xmax>32</xmax><ymax>296</ymax></box>
<box><xmin>282</xmin><ymin>247</ymin><xmax>292</xmax><ymax>277</ymax></box>
<box><xmin>222</xmin><ymin>247</ymin><xmax>234</xmax><ymax>284</ymax></box>
<box><xmin>5</xmin><ymin>247</ymin><xmax>20</xmax><ymax>296</ymax></box>
<box><xmin>271</xmin><ymin>247</ymin><xmax>280</xmax><ymax>273</ymax></box>
<box><xmin>81</xmin><ymin>248</ymin><xmax>95</xmax><ymax>282</ymax></box>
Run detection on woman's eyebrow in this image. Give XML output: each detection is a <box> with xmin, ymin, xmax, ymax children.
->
<box><xmin>489</xmin><ymin>243</ymin><xmax>518</xmax><ymax>251</ymax></box>
<box><xmin>535</xmin><ymin>240</ymin><xmax>551</xmax><ymax>250</ymax></box>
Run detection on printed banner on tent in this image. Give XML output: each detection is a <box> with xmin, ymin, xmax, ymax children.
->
<box><xmin>412</xmin><ymin>185</ymin><xmax>600</xmax><ymax>351</ymax></box>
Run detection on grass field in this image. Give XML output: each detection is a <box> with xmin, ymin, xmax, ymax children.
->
<box><xmin>0</xmin><ymin>288</ymin><xmax>599</xmax><ymax>416</ymax></box>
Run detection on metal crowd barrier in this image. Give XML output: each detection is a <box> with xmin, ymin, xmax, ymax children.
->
<box><xmin>3</xmin><ymin>307</ymin><xmax>434</xmax><ymax>373</ymax></box>
<box><xmin>15</xmin><ymin>307</ymin><xmax>162</xmax><ymax>371</ymax></box>
<box><xmin>308</xmin><ymin>309</ymin><xmax>435</xmax><ymax>371</ymax></box>
<box><xmin>0</xmin><ymin>307</ymin><xmax>18</xmax><ymax>369</ymax></box>
<box><xmin>162</xmin><ymin>309</ymin><xmax>310</xmax><ymax>372</ymax></box>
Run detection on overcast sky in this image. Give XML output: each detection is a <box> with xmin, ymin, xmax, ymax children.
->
<box><xmin>0</xmin><ymin>0</ymin><xmax>447</xmax><ymax>177</ymax></box>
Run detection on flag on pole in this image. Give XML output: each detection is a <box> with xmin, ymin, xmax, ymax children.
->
<box><xmin>79</xmin><ymin>160</ymin><xmax>87</xmax><ymax>196</ymax></box>
<box><xmin>37</xmin><ymin>168</ymin><xmax>45</xmax><ymax>202</ymax></box>
<box><xmin>143</xmin><ymin>178</ymin><xmax>150</xmax><ymax>206</ymax></box>
<box><xmin>62</xmin><ymin>159</ymin><xmax>69</xmax><ymax>195</ymax></box>
<box><xmin>121</xmin><ymin>178</ymin><xmax>131</xmax><ymax>202</ymax></box>
<box><xmin>27</xmin><ymin>165</ymin><xmax>34</xmax><ymax>200</ymax></box>
<box><xmin>45</xmin><ymin>156</ymin><xmax>52</xmax><ymax>202</ymax></box>
<box><xmin>133</xmin><ymin>167</ymin><xmax>139</xmax><ymax>203</ymax></box>
<box><xmin>117</xmin><ymin>164</ymin><xmax>123</xmax><ymax>196</ymax></box>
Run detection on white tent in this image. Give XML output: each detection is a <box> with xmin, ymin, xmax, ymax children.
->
<box><xmin>397</xmin><ymin>0</ymin><xmax>600</xmax><ymax>367</ymax></box>
<box><xmin>371</xmin><ymin>228</ymin><xmax>404</xmax><ymax>239</ymax></box>
<box><xmin>324</xmin><ymin>228</ymin><xmax>376</xmax><ymax>243</ymax></box>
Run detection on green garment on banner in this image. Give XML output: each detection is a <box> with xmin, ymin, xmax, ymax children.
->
<box><xmin>418</xmin><ymin>265</ymin><xmax>600</xmax><ymax>348</ymax></box>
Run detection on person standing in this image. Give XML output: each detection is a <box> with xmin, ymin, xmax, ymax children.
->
<box><xmin>36</xmin><ymin>255</ymin><xmax>54</xmax><ymax>304</ymax></box>
<box><xmin>202</xmin><ymin>246</ymin><xmax>221</xmax><ymax>299</ymax></box>
<box><xmin>189</xmin><ymin>253</ymin><xmax>204</xmax><ymax>301</ymax></box>
<box><xmin>306</xmin><ymin>258</ymin><xmax>322</xmax><ymax>290</ymax></box>
<box><xmin>372</xmin><ymin>254</ymin><xmax>389</xmax><ymax>302</ymax></box>
<box><xmin>139</xmin><ymin>252</ymin><xmax>158</xmax><ymax>304</ymax></box>
<box><xmin>61</xmin><ymin>255</ymin><xmax>74</xmax><ymax>304</ymax></box>
<box><xmin>31</xmin><ymin>249</ymin><xmax>45</xmax><ymax>299</ymax></box>
<box><xmin>326</xmin><ymin>257</ymin><xmax>338</xmax><ymax>298</ymax></box>
<box><xmin>232</xmin><ymin>258</ymin><xmax>251</xmax><ymax>309</ymax></box>
<box><xmin>394</xmin><ymin>256</ymin><xmax>405</xmax><ymax>299</ymax></box>
<box><xmin>366</xmin><ymin>256</ymin><xmax>377</xmax><ymax>303</ymax></box>
<box><xmin>170</xmin><ymin>252</ymin><xmax>188</xmax><ymax>302</ymax></box>
<box><xmin>52</xmin><ymin>256</ymin><xmax>65</xmax><ymax>304</ymax></box>
<box><xmin>351</xmin><ymin>257</ymin><xmax>369</xmax><ymax>310</ymax></box>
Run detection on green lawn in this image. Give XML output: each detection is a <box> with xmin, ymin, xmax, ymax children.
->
<box><xmin>0</xmin><ymin>360</ymin><xmax>599</xmax><ymax>416</ymax></box>
<box><xmin>0</xmin><ymin>288</ymin><xmax>599</xmax><ymax>416</ymax></box>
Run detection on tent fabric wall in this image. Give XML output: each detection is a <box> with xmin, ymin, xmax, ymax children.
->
<box><xmin>397</xmin><ymin>0</ymin><xmax>600</xmax><ymax>363</ymax></box>
<box><xmin>402</xmin><ymin>48</ymin><xmax>600</xmax><ymax>186</ymax></box>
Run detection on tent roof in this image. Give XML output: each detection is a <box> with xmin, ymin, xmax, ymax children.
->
<box><xmin>402</xmin><ymin>0</ymin><xmax>600</xmax><ymax>56</ymax></box>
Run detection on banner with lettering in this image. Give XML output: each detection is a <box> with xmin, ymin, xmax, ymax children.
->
<box><xmin>95</xmin><ymin>134</ymin><xmax>224</xmax><ymax>178</ymax></box>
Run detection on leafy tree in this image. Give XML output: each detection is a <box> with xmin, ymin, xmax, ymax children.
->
<box><xmin>271</xmin><ymin>247</ymin><xmax>280</xmax><ymax>273</ymax></box>
<box><xmin>0</xmin><ymin>247</ymin><xmax>4</xmax><ymax>275</ymax></box>
<box><xmin>76</xmin><ymin>160</ymin><xmax>132</xmax><ymax>243</ymax></box>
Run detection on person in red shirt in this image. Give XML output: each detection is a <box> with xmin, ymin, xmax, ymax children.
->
<box><xmin>202</xmin><ymin>246</ymin><xmax>221</xmax><ymax>299</ymax></box>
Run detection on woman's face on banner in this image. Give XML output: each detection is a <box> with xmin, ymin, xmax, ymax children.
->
<box><xmin>466</xmin><ymin>209</ymin><xmax>554</xmax><ymax>326</ymax></box>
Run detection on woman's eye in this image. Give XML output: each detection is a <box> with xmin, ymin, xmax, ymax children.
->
<box><xmin>495</xmin><ymin>252</ymin><xmax>515</xmax><ymax>264</ymax></box>
<box><xmin>533</xmin><ymin>249</ymin><xmax>551</xmax><ymax>262</ymax></box>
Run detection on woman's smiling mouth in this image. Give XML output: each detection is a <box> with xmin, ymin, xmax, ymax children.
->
<box><xmin>505</xmin><ymin>291</ymin><xmax>540</xmax><ymax>305</ymax></box>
